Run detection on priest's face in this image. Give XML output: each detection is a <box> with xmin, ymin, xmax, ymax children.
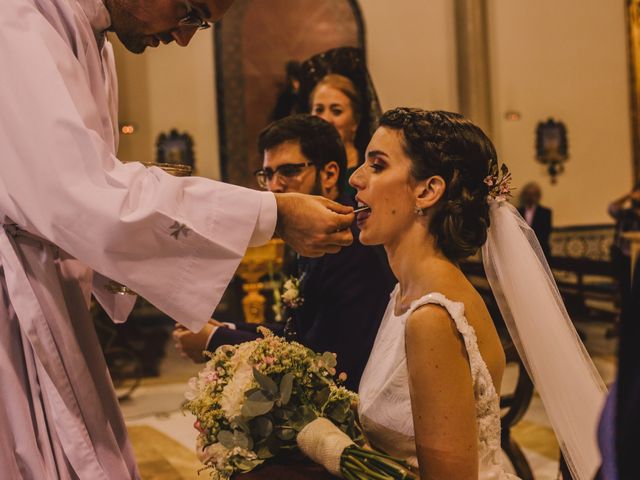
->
<box><xmin>349</xmin><ymin>127</ymin><xmax>419</xmax><ymax>246</ymax></box>
<box><xmin>107</xmin><ymin>0</ymin><xmax>233</xmax><ymax>53</ymax></box>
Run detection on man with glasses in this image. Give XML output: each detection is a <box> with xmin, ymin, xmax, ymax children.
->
<box><xmin>174</xmin><ymin>115</ymin><xmax>395</xmax><ymax>393</ymax></box>
<box><xmin>0</xmin><ymin>1</ymin><xmax>353</xmax><ymax>477</ymax></box>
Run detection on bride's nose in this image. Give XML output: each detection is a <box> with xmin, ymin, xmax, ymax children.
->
<box><xmin>349</xmin><ymin>163</ymin><xmax>366</xmax><ymax>190</ymax></box>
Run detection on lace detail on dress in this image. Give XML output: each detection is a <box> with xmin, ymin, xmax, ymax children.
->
<box><xmin>408</xmin><ymin>293</ymin><xmax>504</xmax><ymax>471</ymax></box>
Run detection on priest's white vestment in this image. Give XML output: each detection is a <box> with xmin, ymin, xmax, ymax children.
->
<box><xmin>0</xmin><ymin>0</ymin><xmax>276</xmax><ymax>477</ymax></box>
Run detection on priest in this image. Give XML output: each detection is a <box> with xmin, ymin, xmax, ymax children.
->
<box><xmin>0</xmin><ymin>0</ymin><xmax>354</xmax><ymax>478</ymax></box>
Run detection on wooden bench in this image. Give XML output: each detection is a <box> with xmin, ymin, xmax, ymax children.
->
<box><xmin>549</xmin><ymin>224</ymin><xmax>618</xmax><ymax>320</ymax></box>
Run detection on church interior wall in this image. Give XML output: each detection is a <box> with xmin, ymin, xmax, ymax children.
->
<box><xmin>112</xmin><ymin>0</ymin><xmax>635</xmax><ymax>226</ymax></box>
<box><xmin>488</xmin><ymin>0</ymin><xmax>634</xmax><ymax>226</ymax></box>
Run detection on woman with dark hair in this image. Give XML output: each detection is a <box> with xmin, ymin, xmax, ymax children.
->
<box><xmin>297</xmin><ymin>47</ymin><xmax>381</xmax><ymax>197</ymax></box>
<box><xmin>298</xmin><ymin>108</ymin><xmax>605</xmax><ymax>480</ymax></box>
<box><xmin>351</xmin><ymin>108</ymin><xmax>511</xmax><ymax>479</ymax></box>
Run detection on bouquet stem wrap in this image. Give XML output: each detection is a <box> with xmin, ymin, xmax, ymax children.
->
<box><xmin>297</xmin><ymin>418</ymin><xmax>354</xmax><ymax>477</ymax></box>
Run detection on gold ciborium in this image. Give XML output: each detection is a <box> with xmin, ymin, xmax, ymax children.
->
<box><xmin>236</xmin><ymin>239</ymin><xmax>285</xmax><ymax>324</ymax></box>
<box><xmin>105</xmin><ymin>162</ymin><xmax>193</xmax><ymax>295</ymax></box>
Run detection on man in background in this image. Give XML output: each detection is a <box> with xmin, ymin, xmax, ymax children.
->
<box><xmin>174</xmin><ymin>115</ymin><xmax>395</xmax><ymax>391</ymax></box>
<box><xmin>607</xmin><ymin>182</ymin><xmax>640</xmax><ymax>324</ymax></box>
<box><xmin>518</xmin><ymin>182</ymin><xmax>553</xmax><ymax>259</ymax></box>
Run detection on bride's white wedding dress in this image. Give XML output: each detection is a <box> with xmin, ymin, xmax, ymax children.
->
<box><xmin>358</xmin><ymin>285</ymin><xmax>519</xmax><ymax>479</ymax></box>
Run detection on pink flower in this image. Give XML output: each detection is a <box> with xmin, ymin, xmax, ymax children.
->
<box><xmin>338</xmin><ymin>372</ymin><xmax>348</xmax><ymax>382</ymax></box>
<box><xmin>194</xmin><ymin>420</ymin><xmax>206</xmax><ymax>433</ymax></box>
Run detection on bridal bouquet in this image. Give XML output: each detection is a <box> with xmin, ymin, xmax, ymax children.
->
<box><xmin>184</xmin><ymin>328</ymin><xmax>416</xmax><ymax>479</ymax></box>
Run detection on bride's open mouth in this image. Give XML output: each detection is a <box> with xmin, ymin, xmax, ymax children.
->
<box><xmin>355</xmin><ymin>201</ymin><xmax>371</xmax><ymax>226</ymax></box>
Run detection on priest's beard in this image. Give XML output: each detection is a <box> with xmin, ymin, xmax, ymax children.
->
<box><xmin>106</xmin><ymin>0</ymin><xmax>158</xmax><ymax>54</ymax></box>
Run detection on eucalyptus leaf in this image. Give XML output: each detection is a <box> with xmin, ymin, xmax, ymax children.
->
<box><xmin>217</xmin><ymin>430</ymin><xmax>235</xmax><ymax>449</ymax></box>
<box><xmin>253</xmin><ymin>368</ymin><xmax>278</xmax><ymax>396</ymax></box>
<box><xmin>253</xmin><ymin>416</ymin><xmax>273</xmax><ymax>438</ymax></box>
<box><xmin>247</xmin><ymin>389</ymin><xmax>273</xmax><ymax>403</ymax></box>
<box><xmin>241</xmin><ymin>398</ymin><xmax>275</xmax><ymax>418</ymax></box>
<box><xmin>233</xmin><ymin>430</ymin><xmax>252</xmax><ymax>450</ymax></box>
<box><xmin>321</xmin><ymin>352</ymin><xmax>337</xmax><ymax>369</ymax></box>
<box><xmin>256</xmin><ymin>442</ymin><xmax>274</xmax><ymax>459</ymax></box>
<box><xmin>234</xmin><ymin>457</ymin><xmax>263</xmax><ymax>472</ymax></box>
<box><xmin>275</xmin><ymin>427</ymin><xmax>296</xmax><ymax>441</ymax></box>
<box><xmin>278</xmin><ymin>373</ymin><xmax>294</xmax><ymax>405</ymax></box>
<box><xmin>327</xmin><ymin>402</ymin><xmax>349</xmax><ymax>423</ymax></box>
<box><xmin>274</xmin><ymin>408</ymin><xmax>291</xmax><ymax>421</ymax></box>
<box><xmin>244</xmin><ymin>387</ymin><xmax>261</xmax><ymax>398</ymax></box>
<box><xmin>232</xmin><ymin>417</ymin><xmax>251</xmax><ymax>434</ymax></box>
<box><xmin>299</xmin><ymin>405</ymin><xmax>317</xmax><ymax>424</ymax></box>
<box><xmin>313</xmin><ymin>387</ymin><xmax>330</xmax><ymax>407</ymax></box>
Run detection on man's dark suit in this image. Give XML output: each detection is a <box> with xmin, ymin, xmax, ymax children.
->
<box><xmin>518</xmin><ymin>205</ymin><xmax>553</xmax><ymax>259</ymax></box>
<box><xmin>208</xmin><ymin>195</ymin><xmax>395</xmax><ymax>392</ymax></box>
<box><xmin>615</xmin><ymin>256</ymin><xmax>640</xmax><ymax>478</ymax></box>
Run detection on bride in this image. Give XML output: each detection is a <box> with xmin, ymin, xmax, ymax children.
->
<box><xmin>341</xmin><ymin>108</ymin><xmax>605</xmax><ymax>479</ymax></box>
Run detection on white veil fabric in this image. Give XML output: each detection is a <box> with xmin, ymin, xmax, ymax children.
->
<box><xmin>481</xmin><ymin>200</ymin><xmax>607</xmax><ymax>480</ymax></box>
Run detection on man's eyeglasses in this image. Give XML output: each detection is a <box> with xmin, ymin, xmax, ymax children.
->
<box><xmin>254</xmin><ymin>162</ymin><xmax>314</xmax><ymax>189</ymax></box>
<box><xmin>178</xmin><ymin>0</ymin><xmax>211</xmax><ymax>30</ymax></box>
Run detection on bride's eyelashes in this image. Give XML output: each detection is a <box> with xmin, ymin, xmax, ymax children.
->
<box><xmin>367</xmin><ymin>158</ymin><xmax>386</xmax><ymax>172</ymax></box>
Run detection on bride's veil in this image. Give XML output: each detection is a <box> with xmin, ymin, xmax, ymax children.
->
<box><xmin>482</xmin><ymin>200</ymin><xmax>607</xmax><ymax>480</ymax></box>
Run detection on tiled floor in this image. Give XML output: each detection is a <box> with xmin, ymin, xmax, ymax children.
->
<box><xmin>122</xmin><ymin>319</ymin><xmax>617</xmax><ymax>479</ymax></box>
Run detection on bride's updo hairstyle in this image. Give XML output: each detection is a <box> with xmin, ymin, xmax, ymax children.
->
<box><xmin>380</xmin><ymin>108</ymin><xmax>498</xmax><ymax>262</ymax></box>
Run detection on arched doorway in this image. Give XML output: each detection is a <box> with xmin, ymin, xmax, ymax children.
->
<box><xmin>215</xmin><ymin>0</ymin><xmax>365</xmax><ymax>187</ymax></box>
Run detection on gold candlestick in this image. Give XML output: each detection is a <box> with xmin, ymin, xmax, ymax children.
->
<box><xmin>236</xmin><ymin>239</ymin><xmax>285</xmax><ymax>324</ymax></box>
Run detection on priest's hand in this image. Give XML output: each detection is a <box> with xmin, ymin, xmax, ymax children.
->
<box><xmin>274</xmin><ymin>193</ymin><xmax>354</xmax><ymax>257</ymax></box>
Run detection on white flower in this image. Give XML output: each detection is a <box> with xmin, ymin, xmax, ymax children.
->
<box><xmin>197</xmin><ymin>441</ymin><xmax>230</xmax><ymax>469</ymax></box>
<box><xmin>282</xmin><ymin>288</ymin><xmax>299</xmax><ymax>304</ymax></box>
<box><xmin>281</xmin><ymin>276</ymin><xmax>303</xmax><ymax>308</ymax></box>
<box><xmin>185</xmin><ymin>376</ymin><xmax>199</xmax><ymax>401</ymax></box>
<box><xmin>220</xmin><ymin>343</ymin><xmax>256</xmax><ymax>419</ymax></box>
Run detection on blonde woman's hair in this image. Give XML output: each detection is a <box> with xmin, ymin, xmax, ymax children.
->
<box><xmin>310</xmin><ymin>74</ymin><xmax>362</xmax><ymax>124</ymax></box>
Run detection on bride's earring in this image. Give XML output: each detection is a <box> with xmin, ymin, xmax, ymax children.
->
<box><xmin>414</xmin><ymin>206</ymin><xmax>425</xmax><ymax>216</ymax></box>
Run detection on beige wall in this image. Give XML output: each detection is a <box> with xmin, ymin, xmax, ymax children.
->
<box><xmin>488</xmin><ymin>0</ymin><xmax>634</xmax><ymax>226</ymax></box>
<box><xmin>360</xmin><ymin>0</ymin><xmax>458</xmax><ymax>112</ymax></box>
<box><xmin>112</xmin><ymin>29</ymin><xmax>220</xmax><ymax>179</ymax></box>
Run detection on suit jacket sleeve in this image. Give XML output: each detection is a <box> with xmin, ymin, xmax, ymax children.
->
<box><xmin>207</xmin><ymin>327</ymin><xmax>260</xmax><ymax>351</ymax></box>
<box><xmin>298</xmin><ymin>228</ymin><xmax>394</xmax><ymax>390</ymax></box>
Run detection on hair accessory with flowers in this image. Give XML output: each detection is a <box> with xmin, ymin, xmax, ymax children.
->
<box><xmin>484</xmin><ymin>163</ymin><xmax>513</xmax><ymax>203</ymax></box>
